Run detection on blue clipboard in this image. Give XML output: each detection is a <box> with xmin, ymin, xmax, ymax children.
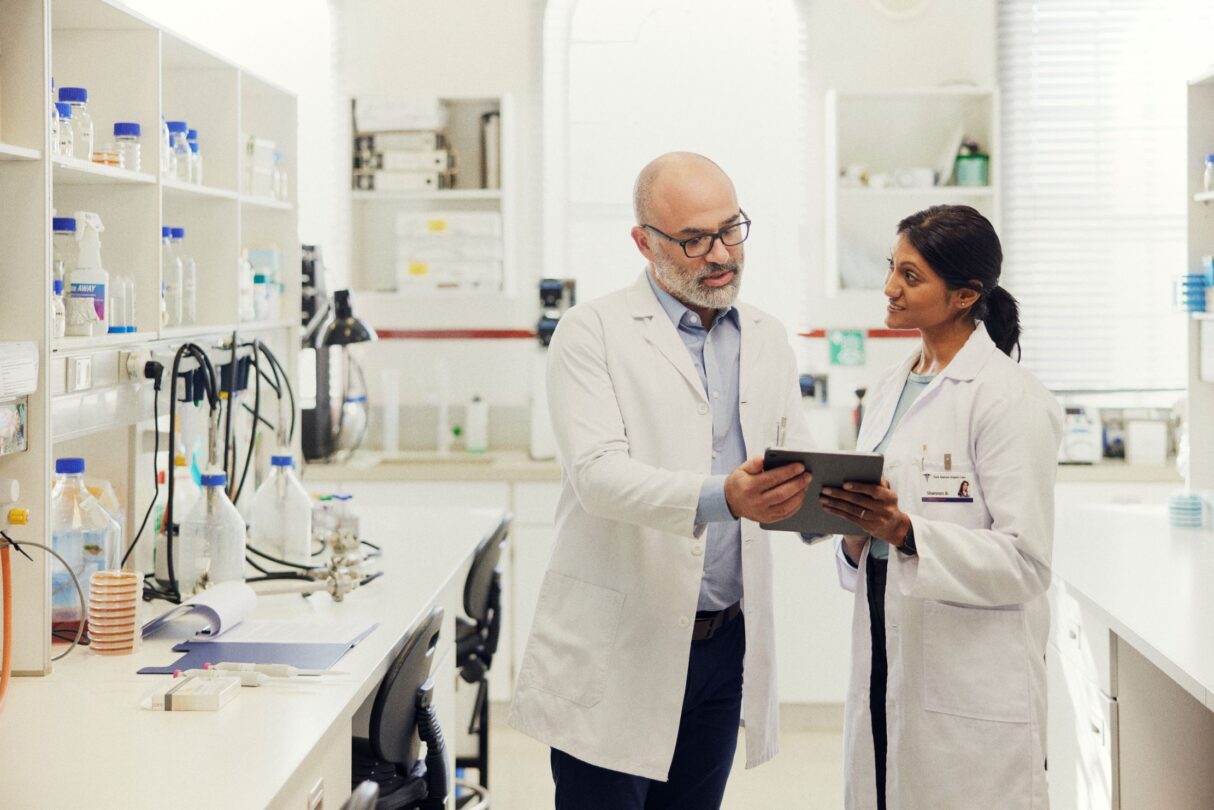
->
<box><xmin>138</xmin><ymin>625</ymin><xmax>377</xmax><ymax>675</ymax></box>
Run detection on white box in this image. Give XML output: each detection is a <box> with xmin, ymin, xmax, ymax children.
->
<box><xmin>1126</xmin><ymin>420</ymin><xmax>1169</xmax><ymax>466</ymax></box>
<box><xmin>363</xmin><ymin>172</ymin><xmax>442</xmax><ymax>192</ymax></box>
<box><xmin>379</xmin><ymin>150</ymin><xmax>451</xmax><ymax>172</ymax></box>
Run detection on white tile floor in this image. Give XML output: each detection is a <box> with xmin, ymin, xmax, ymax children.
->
<box><xmin>482</xmin><ymin>706</ymin><xmax>844</xmax><ymax>809</ymax></box>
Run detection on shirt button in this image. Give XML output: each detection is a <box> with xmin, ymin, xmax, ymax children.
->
<box><xmin>698</xmin><ymin>404</ymin><xmax>709</xmax><ymax>415</ymax></box>
<box><xmin>691</xmin><ymin>543</ymin><xmax>704</xmax><ymax>556</ymax></box>
<box><xmin>678</xmin><ymin>615</ymin><xmax>690</xmax><ymax>628</ymax></box>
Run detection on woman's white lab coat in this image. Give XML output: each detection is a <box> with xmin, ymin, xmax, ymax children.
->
<box><xmin>836</xmin><ymin>323</ymin><xmax>1062</xmax><ymax>809</ymax></box>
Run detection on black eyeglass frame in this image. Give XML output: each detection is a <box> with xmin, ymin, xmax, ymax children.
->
<box><xmin>641</xmin><ymin>210</ymin><xmax>751</xmax><ymax>259</ymax></box>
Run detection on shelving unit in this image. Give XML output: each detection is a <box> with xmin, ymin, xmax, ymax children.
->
<box><xmin>1187</xmin><ymin>70</ymin><xmax>1214</xmax><ymax>489</ymax></box>
<box><xmin>350</xmin><ymin>94</ymin><xmax>514</xmax><ymax>294</ymax></box>
<box><xmin>823</xmin><ymin>87</ymin><xmax>999</xmax><ymax>326</ymax></box>
<box><xmin>0</xmin><ymin>0</ymin><xmax>300</xmax><ymax>676</ymax></box>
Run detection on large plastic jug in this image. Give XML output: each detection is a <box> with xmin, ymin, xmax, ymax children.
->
<box><xmin>50</xmin><ymin>458</ymin><xmax>120</xmax><ymax>632</ymax></box>
<box><xmin>250</xmin><ymin>454</ymin><xmax>313</xmax><ymax>566</ymax></box>
<box><xmin>152</xmin><ymin>455</ymin><xmax>202</xmax><ymax>587</ymax></box>
<box><xmin>176</xmin><ymin>470</ymin><xmax>246</xmax><ymax>595</ymax></box>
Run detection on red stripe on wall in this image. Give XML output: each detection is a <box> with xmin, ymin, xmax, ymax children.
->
<box><xmin>376</xmin><ymin>329</ymin><xmax>537</xmax><ymax>340</ymax></box>
<box><xmin>798</xmin><ymin>329</ymin><xmax>918</xmax><ymax>339</ymax></box>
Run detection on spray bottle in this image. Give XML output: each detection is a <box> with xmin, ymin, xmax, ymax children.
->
<box><xmin>65</xmin><ymin>211</ymin><xmax>109</xmax><ymax>336</ymax></box>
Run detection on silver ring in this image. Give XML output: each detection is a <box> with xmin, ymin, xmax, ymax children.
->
<box><xmin>860</xmin><ymin>509</ymin><xmax>867</xmax><ymax>519</ymax></box>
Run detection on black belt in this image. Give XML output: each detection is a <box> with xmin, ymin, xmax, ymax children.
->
<box><xmin>692</xmin><ymin>601</ymin><xmax>742</xmax><ymax>642</ymax></box>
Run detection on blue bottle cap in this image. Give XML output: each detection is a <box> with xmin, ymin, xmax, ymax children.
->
<box><xmin>114</xmin><ymin>122</ymin><xmax>142</xmax><ymax>137</ymax></box>
<box><xmin>165</xmin><ymin>120</ymin><xmax>188</xmax><ymax>133</ymax></box>
<box><xmin>270</xmin><ymin>455</ymin><xmax>294</xmax><ymax>467</ymax></box>
<box><xmin>108</xmin><ymin>325</ymin><xmax>125</xmax><ymax>333</ymax></box>
<box><xmin>200</xmin><ymin>472</ymin><xmax>228</xmax><ymax>487</ymax></box>
<box><xmin>54</xmin><ymin>102</ymin><xmax>72</xmax><ymax>119</ymax></box>
<box><xmin>53</xmin><ymin>279</ymin><xmax>63</xmax><ymax>294</ymax></box>
<box><xmin>53</xmin><ymin>217</ymin><xmax>77</xmax><ymax>232</ymax></box>
<box><xmin>189</xmin><ymin>141</ymin><xmax>200</xmax><ymax>153</ymax></box>
<box><xmin>253</xmin><ymin>273</ymin><xmax>267</xmax><ymax>284</ymax></box>
<box><xmin>162</xmin><ymin>226</ymin><xmax>172</xmax><ymax>238</ymax></box>
<box><xmin>1207</xmin><ymin>154</ymin><xmax>1214</xmax><ymax>163</ymax></box>
<box><xmin>187</xmin><ymin>129</ymin><xmax>198</xmax><ymax>140</ymax></box>
<box><xmin>55</xmin><ymin>457</ymin><xmax>85</xmax><ymax>475</ymax></box>
<box><xmin>171</xmin><ymin>227</ymin><xmax>185</xmax><ymax>239</ymax></box>
<box><xmin>58</xmin><ymin>87</ymin><xmax>88</xmax><ymax>103</ymax></box>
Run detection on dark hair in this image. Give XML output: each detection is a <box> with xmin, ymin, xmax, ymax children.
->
<box><xmin>896</xmin><ymin>205</ymin><xmax>1021</xmax><ymax>359</ymax></box>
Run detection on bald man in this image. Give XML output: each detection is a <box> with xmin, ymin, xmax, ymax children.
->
<box><xmin>509</xmin><ymin>152</ymin><xmax>815</xmax><ymax>809</ymax></box>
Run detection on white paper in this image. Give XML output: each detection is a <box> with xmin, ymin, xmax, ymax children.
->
<box><xmin>141</xmin><ymin>581</ymin><xmax>258</xmax><ymax>639</ymax></box>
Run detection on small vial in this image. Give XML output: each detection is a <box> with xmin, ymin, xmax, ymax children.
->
<box><xmin>54</xmin><ymin>103</ymin><xmax>74</xmax><ymax>158</ymax></box>
<box><xmin>114</xmin><ymin>122</ymin><xmax>142</xmax><ymax>173</ymax></box>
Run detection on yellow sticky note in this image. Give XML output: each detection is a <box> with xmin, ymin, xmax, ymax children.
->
<box><xmin>427</xmin><ymin>219</ymin><xmax>448</xmax><ymax>233</ymax></box>
<box><xmin>408</xmin><ymin>262</ymin><xmax>429</xmax><ymax>277</ymax></box>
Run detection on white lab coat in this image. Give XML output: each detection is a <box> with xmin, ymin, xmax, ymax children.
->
<box><xmin>509</xmin><ymin>272</ymin><xmax>813</xmax><ymax>781</ymax></box>
<box><xmin>836</xmin><ymin>323</ymin><xmax>1062</xmax><ymax>809</ymax></box>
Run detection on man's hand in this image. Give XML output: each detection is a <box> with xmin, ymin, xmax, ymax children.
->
<box><xmin>819</xmin><ymin>478</ymin><xmax>910</xmax><ymax>546</ymax></box>
<box><xmin>724</xmin><ymin>455</ymin><xmax>812</xmax><ymax>523</ymax></box>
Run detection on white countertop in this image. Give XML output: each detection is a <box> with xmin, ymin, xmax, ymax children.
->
<box><xmin>302</xmin><ymin>450</ymin><xmax>561</xmax><ymax>483</ymax></box>
<box><xmin>0</xmin><ymin>506</ymin><xmax>506</xmax><ymax>809</ymax></box>
<box><xmin>1055</xmin><ymin>486</ymin><xmax>1214</xmax><ymax>710</ymax></box>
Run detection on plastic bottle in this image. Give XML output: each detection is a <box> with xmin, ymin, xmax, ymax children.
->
<box><xmin>250</xmin><ymin>454</ymin><xmax>313</xmax><ymax>566</ymax></box>
<box><xmin>114</xmin><ymin>122</ymin><xmax>141</xmax><ymax>173</ymax></box>
<box><xmin>160</xmin><ymin>117</ymin><xmax>172</xmax><ymax>176</ymax></box>
<box><xmin>152</xmin><ymin>456</ymin><xmax>202</xmax><ymax>588</ymax></box>
<box><xmin>1205</xmin><ymin>154</ymin><xmax>1214</xmax><ymax>194</ymax></box>
<box><xmin>252</xmin><ymin>273</ymin><xmax>270</xmax><ymax>320</ymax></box>
<box><xmin>464</xmin><ymin>395</ymin><xmax>489</xmax><ymax>453</ymax></box>
<box><xmin>50</xmin><ymin>458</ymin><xmax>120</xmax><ymax>632</ymax></box>
<box><xmin>177</xmin><ymin>470</ymin><xmax>246</xmax><ymax>594</ymax></box>
<box><xmin>65</xmin><ymin>212</ymin><xmax>108</xmax><ymax>336</ymax></box>
<box><xmin>51</xmin><ymin>279</ymin><xmax>66</xmax><ymax>338</ymax></box>
<box><xmin>57</xmin><ymin>87</ymin><xmax>93</xmax><ymax>161</ymax></box>
<box><xmin>171</xmin><ymin>227</ymin><xmax>196</xmax><ymax>325</ymax></box>
<box><xmin>161</xmin><ymin>226</ymin><xmax>182</xmax><ymax>326</ymax></box>
<box><xmin>53</xmin><ymin>102</ymin><xmax>73</xmax><ymax>158</ymax></box>
<box><xmin>52</xmin><ymin>216</ymin><xmax>77</xmax><ymax>285</ymax></box>
<box><xmin>166</xmin><ymin>120</ymin><xmax>190</xmax><ymax>183</ymax></box>
<box><xmin>108</xmin><ymin>275</ymin><xmax>126</xmax><ymax>334</ymax></box>
<box><xmin>187</xmin><ymin>128</ymin><xmax>202</xmax><ymax>184</ymax></box>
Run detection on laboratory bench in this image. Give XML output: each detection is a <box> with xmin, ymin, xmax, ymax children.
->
<box><xmin>0</xmin><ymin>506</ymin><xmax>506</xmax><ymax>810</ymax></box>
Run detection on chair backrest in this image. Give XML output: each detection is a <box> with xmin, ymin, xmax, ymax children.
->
<box><xmin>368</xmin><ymin>606</ymin><xmax>444</xmax><ymax>767</ymax></box>
<box><xmin>463</xmin><ymin>514</ymin><xmax>511</xmax><ymax>622</ymax></box>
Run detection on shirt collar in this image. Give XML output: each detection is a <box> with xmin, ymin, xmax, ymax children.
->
<box><xmin>644</xmin><ymin>269</ymin><xmax>739</xmax><ymax>331</ymax></box>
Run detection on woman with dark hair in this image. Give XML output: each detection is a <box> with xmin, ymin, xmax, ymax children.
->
<box><xmin>818</xmin><ymin>205</ymin><xmax>1062</xmax><ymax>809</ymax></box>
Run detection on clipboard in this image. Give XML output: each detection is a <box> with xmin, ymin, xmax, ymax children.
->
<box><xmin>759</xmin><ymin>449</ymin><xmax>885</xmax><ymax>534</ymax></box>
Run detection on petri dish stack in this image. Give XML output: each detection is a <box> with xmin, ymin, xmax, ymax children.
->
<box><xmin>87</xmin><ymin>570</ymin><xmax>141</xmax><ymax>655</ymax></box>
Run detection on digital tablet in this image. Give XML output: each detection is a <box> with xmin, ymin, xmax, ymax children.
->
<box><xmin>759</xmin><ymin>449</ymin><xmax>885</xmax><ymax>534</ymax></box>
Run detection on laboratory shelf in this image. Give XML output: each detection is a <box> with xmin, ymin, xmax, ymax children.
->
<box><xmin>157</xmin><ymin>323</ymin><xmax>239</xmax><ymax>341</ymax></box>
<box><xmin>52</xmin><ymin>156</ymin><xmax>156</xmax><ymax>185</ymax></box>
<box><xmin>1193</xmin><ymin>191</ymin><xmax>1214</xmax><ymax>204</ymax></box>
<box><xmin>240</xmin><ymin>194</ymin><xmax>293</xmax><ymax>210</ymax></box>
<box><xmin>162</xmin><ymin>177</ymin><xmax>239</xmax><ymax>201</ymax></box>
<box><xmin>0</xmin><ymin>142</ymin><xmax>41</xmax><ymax>161</ymax></box>
<box><xmin>52</xmin><ymin>330</ymin><xmax>157</xmax><ymax>353</ymax></box>
<box><xmin>352</xmin><ymin>189</ymin><xmax>503</xmax><ymax>202</ymax></box>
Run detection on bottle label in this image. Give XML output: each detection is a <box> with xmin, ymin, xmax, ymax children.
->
<box><xmin>68</xmin><ymin>282</ymin><xmax>105</xmax><ymax>322</ymax></box>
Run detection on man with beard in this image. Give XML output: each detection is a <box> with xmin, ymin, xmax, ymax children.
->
<box><xmin>509</xmin><ymin>152</ymin><xmax>816</xmax><ymax>809</ymax></box>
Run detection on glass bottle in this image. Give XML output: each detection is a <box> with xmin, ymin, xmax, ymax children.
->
<box><xmin>54</xmin><ymin>103</ymin><xmax>73</xmax><ymax>158</ymax></box>
<box><xmin>50</xmin><ymin>457</ymin><xmax>120</xmax><ymax>635</ymax></box>
<box><xmin>177</xmin><ymin>470</ymin><xmax>246</xmax><ymax>594</ymax></box>
<box><xmin>161</xmin><ymin>226</ymin><xmax>183</xmax><ymax>326</ymax></box>
<box><xmin>114</xmin><ymin>122</ymin><xmax>142</xmax><ymax>173</ymax></box>
<box><xmin>57</xmin><ymin>87</ymin><xmax>93</xmax><ymax>161</ymax></box>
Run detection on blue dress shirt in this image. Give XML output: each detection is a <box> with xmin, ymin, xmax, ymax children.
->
<box><xmin>645</xmin><ymin>272</ymin><xmax>745</xmax><ymax>611</ymax></box>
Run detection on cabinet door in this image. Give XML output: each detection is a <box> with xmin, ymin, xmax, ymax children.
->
<box><xmin>1047</xmin><ymin>643</ymin><xmax>1119</xmax><ymax>810</ymax></box>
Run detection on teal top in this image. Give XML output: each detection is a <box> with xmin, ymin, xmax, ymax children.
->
<box><xmin>868</xmin><ymin>371</ymin><xmax>935</xmax><ymax>560</ymax></box>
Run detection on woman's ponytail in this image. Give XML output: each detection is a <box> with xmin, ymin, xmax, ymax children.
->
<box><xmin>977</xmin><ymin>286</ymin><xmax>1021</xmax><ymax>359</ymax></box>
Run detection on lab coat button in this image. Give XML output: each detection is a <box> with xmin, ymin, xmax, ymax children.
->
<box><xmin>678</xmin><ymin>615</ymin><xmax>690</xmax><ymax>628</ymax></box>
<box><xmin>691</xmin><ymin>543</ymin><xmax>704</xmax><ymax>556</ymax></box>
<box><xmin>697</xmin><ymin>404</ymin><xmax>709</xmax><ymax>415</ymax></box>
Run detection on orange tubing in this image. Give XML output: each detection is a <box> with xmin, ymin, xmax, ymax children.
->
<box><xmin>0</xmin><ymin>545</ymin><xmax>11</xmax><ymax>707</ymax></box>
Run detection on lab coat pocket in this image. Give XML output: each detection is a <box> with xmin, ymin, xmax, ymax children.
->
<box><xmin>519</xmin><ymin>571</ymin><xmax>625</xmax><ymax>708</ymax></box>
<box><xmin>921</xmin><ymin>600</ymin><xmax>1030</xmax><ymax>723</ymax></box>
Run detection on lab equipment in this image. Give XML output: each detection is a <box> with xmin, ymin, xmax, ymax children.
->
<box><xmin>176</xmin><ymin>470</ymin><xmax>246</xmax><ymax>596</ymax></box>
<box><xmin>51</xmin><ymin>280</ymin><xmax>65</xmax><ymax>338</ymax></box>
<box><xmin>464</xmin><ymin>395</ymin><xmax>488</xmax><ymax>453</ymax></box>
<box><xmin>187</xmin><ymin>128</ymin><xmax>202</xmax><ymax>184</ymax></box>
<box><xmin>87</xmin><ymin>569</ymin><xmax>140</xmax><ymax>655</ymax></box>
<box><xmin>166</xmin><ymin>120</ymin><xmax>191</xmax><ymax>182</ymax></box>
<box><xmin>152</xmin><ymin>455</ymin><xmax>202</xmax><ymax>589</ymax></box>
<box><xmin>249</xmin><ymin>454</ymin><xmax>312</xmax><ymax>566</ymax></box>
<box><xmin>171</xmin><ymin>228</ymin><xmax>196</xmax><ymax>325</ymax></box>
<box><xmin>50</xmin><ymin>458</ymin><xmax>120</xmax><ymax>633</ymax></box>
<box><xmin>53</xmin><ymin>102</ymin><xmax>73</xmax><ymax>158</ymax></box>
<box><xmin>161</xmin><ymin>226</ymin><xmax>182</xmax><ymax>326</ymax></box>
<box><xmin>52</xmin><ymin>216</ymin><xmax>77</xmax><ymax>284</ymax></box>
<box><xmin>57</xmin><ymin>87</ymin><xmax>93</xmax><ymax>160</ymax></box>
<box><xmin>759</xmin><ymin>449</ymin><xmax>885</xmax><ymax>534</ymax></box>
<box><xmin>1058</xmin><ymin>406</ymin><xmax>1103</xmax><ymax>464</ymax></box>
<box><xmin>64</xmin><ymin>212</ymin><xmax>109</xmax><ymax>336</ymax></box>
<box><xmin>113</xmin><ymin>122</ymin><xmax>141</xmax><ymax>173</ymax></box>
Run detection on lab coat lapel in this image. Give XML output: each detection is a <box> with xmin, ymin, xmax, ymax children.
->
<box><xmin>738</xmin><ymin>305</ymin><xmax>765</xmax><ymax>453</ymax></box>
<box><xmin>628</xmin><ymin>273</ymin><xmax>709</xmax><ymax>403</ymax></box>
<box><xmin>857</xmin><ymin>352</ymin><xmax>918</xmax><ymax>452</ymax></box>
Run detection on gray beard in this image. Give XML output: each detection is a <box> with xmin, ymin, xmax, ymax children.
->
<box><xmin>651</xmin><ymin>252</ymin><xmax>743</xmax><ymax>311</ymax></box>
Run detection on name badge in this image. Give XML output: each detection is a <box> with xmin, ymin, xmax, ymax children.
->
<box><xmin>921</xmin><ymin>471</ymin><xmax>974</xmax><ymax>503</ymax></box>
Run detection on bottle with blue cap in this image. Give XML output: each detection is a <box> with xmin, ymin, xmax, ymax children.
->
<box><xmin>161</xmin><ymin>225</ymin><xmax>182</xmax><ymax>326</ymax></box>
<box><xmin>250</xmin><ymin>453</ymin><xmax>313</xmax><ymax>566</ymax></box>
<box><xmin>52</xmin><ymin>216</ymin><xmax>77</xmax><ymax>285</ymax></box>
<box><xmin>113</xmin><ymin>122</ymin><xmax>141</xmax><ymax>173</ymax></box>
<box><xmin>50</xmin><ymin>457</ymin><xmax>121</xmax><ymax>634</ymax></box>
<box><xmin>57</xmin><ymin>86</ymin><xmax>93</xmax><ymax>160</ymax></box>
<box><xmin>53</xmin><ymin>102</ymin><xmax>73</xmax><ymax>158</ymax></box>
<box><xmin>170</xmin><ymin>227</ymin><xmax>196</xmax><ymax>325</ymax></box>
<box><xmin>51</xmin><ymin>278</ymin><xmax>66</xmax><ymax>338</ymax></box>
<box><xmin>166</xmin><ymin>120</ymin><xmax>190</xmax><ymax>183</ymax></box>
<box><xmin>177</xmin><ymin>468</ymin><xmax>247</xmax><ymax>595</ymax></box>
<box><xmin>186</xmin><ymin>128</ymin><xmax>202</xmax><ymax>184</ymax></box>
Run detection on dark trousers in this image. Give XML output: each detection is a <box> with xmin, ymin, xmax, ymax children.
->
<box><xmin>866</xmin><ymin>557</ymin><xmax>889</xmax><ymax>810</ymax></box>
<box><xmin>550</xmin><ymin>611</ymin><xmax>746</xmax><ymax>810</ymax></box>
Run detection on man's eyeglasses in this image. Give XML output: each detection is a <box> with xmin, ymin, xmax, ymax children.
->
<box><xmin>642</xmin><ymin>212</ymin><xmax>751</xmax><ymax>259</ymax></box>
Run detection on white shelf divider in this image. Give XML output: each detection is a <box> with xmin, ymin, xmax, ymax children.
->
<box><xmin>52</xmin><ymin>155</ymin><xmax>155</xmax><ymax>185</ymax></box>
<box><xmin>162</xmin><ymin>177</ymin><xmax>239</xmax><ymax>200</ymax></box>
<box><xmin>0</xmin><ymin>142</ymin><xmax>41</xmax><ymax>160</ymax></box>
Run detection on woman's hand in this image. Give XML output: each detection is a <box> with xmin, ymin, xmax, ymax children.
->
<box><xmin>820</xmin><ymin>478</ymin><xmax>912</xmax><ymax>547</ymax></box>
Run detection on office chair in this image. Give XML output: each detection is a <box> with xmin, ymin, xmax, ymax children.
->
<box><xmin>351</xmin><ymin>607</ymin><xmax>452</xmax><ymax>810</ymax></box>
<box><xmin>343</xmin><ymin>780</ymin><xmax>380</xmax><ymax>810</ymax></box>
<box><xmin>454</xmin><ymin>513</ymin><xmax>511</xmax><ymax>794</ymax></box>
